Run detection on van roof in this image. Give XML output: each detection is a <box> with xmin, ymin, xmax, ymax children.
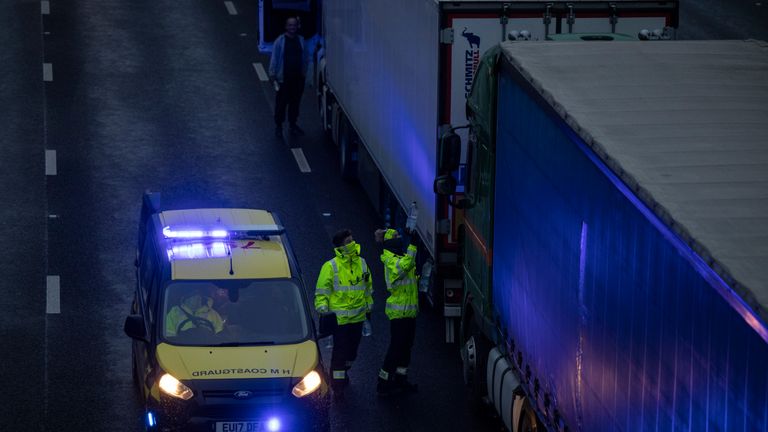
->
<box><xmin>158</xmin><ymin>208</ymin><xmax>291</xmax><ymax>280</ymax></box>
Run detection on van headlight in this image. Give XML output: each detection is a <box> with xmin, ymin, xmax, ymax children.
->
<box><xmin>159</xmin><ymin>373</ymin><xmax>194</xmax><ymax>400</ymax></box>
<box><xmin>292</xmin><ymin>371</ymin><xmax>321</xmax><ymax>397</ymax></box>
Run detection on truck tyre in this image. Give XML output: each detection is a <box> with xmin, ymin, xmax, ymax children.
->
<box><xmin>518</xmin><ymin>399</ymin><xmax>541</xmax><ymax>432</ymax></box>
<box><xmin>339</xmin><ymin>117</ymin><xmax>358</xmax><ymax>181</ymax></box>
<box><xmin>318</xmin><ymin>85</ymin><xmax>333</xmax><ymax>142</ymax></box>
<box><xmin>462</xmin><ymin>320</ymin><xmax>490</xmax><ymax>404</ymax></box>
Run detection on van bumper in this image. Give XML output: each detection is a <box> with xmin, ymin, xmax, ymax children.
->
<box><xmin>145</xmin><ymin>378</ymin><xmax>330</xmax><ymax>432</ymax></box>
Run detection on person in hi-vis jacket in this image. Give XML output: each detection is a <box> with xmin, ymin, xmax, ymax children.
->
<box><xmin>374</xmin><ymin>228</ymin><xmax>418</xmax><ymax>395</ymax></box>
<box><xmin>315</xmin><ymin>229</ymin><xmax>372</xmax><ymax>398</ymax></box>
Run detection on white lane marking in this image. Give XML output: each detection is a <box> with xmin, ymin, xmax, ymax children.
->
<box><xmin>291</xmin><ymin>148</ymin><xmax>312</xmax><ymax>173</ymax></box>
<box><xmin>48</xmin><ymin>214</ymin><xmax>59</xmax><ymax>219</ymax></box>
<box><xmin>322</xmin><ymin>212</ymin><xmax>331</xmax><ymax>217</ymax></box>
<box><xmin>252</xmin><ymin>63</ymin><xmax>269</xmax><ymax>81</ymax></box>
<box><xmin>46</xmin><ymin>276</ymin><xmax>61</xmax><ymax>314</ymax></box>
<box><xmin>41</xmin><ymin>1</ymin><xmax>50</xmax><ymax>14</ymax></box>
<box><xmin>224</xmin><ymin>1</ymin><xmax>237</xmax><ymax>15</ymax></box>
<box><xmin>43</xmin><ymin>63</ymin><xmax>53</xmax><ymax>81</ymax></box>
<box><xmin>45</xmin><ymin>150</ymin><xmax>57</xmax><ymax>175</ymax></box>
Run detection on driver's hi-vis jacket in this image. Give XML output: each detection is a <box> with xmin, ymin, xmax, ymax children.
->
<box><xmin>165</xmin><ymin>296</ymin><xmax>225</xmax><ymax>336</ymax></box>
<box><xmin>315</xmin><ymin>243</ymin><xmax>373</xmax><ymax>325</ymax></box>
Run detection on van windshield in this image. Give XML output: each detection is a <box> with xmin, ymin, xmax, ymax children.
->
<box><xmin>161</xmin><ymin>280</ymin><xmax>309</xmax><ymax>346</ymax></box>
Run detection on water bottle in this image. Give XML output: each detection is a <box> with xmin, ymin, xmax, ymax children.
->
<box><xmin>419</xmin><ymin>260</ymin><xmax>433</xmax><ymax>293</ymax></box>
<box><xmin>324</xmin><ymin>335</ymin><xmax>334</xmax><ymax>349</ymax></box>
<box><xmin>406</xmin><ymin>202</ymin><xmax>418</xmax><ymax>233</ymax></box>
<box><xmin>362</xmin><ymin>320</ymin><xmax>373</xmax><ymax>337</ymax></box>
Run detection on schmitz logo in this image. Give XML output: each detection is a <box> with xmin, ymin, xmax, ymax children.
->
<box><xmin>461</xmin><ymin>27</ymin><xmax>481</xmax><ymax>98</ymax></box>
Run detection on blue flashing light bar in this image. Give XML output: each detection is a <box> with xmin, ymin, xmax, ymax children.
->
<box><xmin>167</xmin><ymin>242</ymin><xmax>230</xmax><ymax>261</ymax></box>
<box><xmin>162</xmin><ymin>224</ymin><xmax>285</xmax><ymax>240</ymax></box>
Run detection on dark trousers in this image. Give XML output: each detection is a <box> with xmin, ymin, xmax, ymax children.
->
<box><xmin>274</xmin><ymin>76</ymin><xmax>304</xmax><ymax>127</ymax></box>
<box><xmin>331</xmin><ymin>321</ymin><xmax>363</xmax><ymax>387</ymax></box>
<box><xmin>382</xmin><ymin>317</ymin><xmax>416</xmax><ymax>375</ymax></box>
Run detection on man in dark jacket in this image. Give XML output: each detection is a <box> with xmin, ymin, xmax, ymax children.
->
<box><xmin>268</xmin><ymin>17</ymin><xmax>309</xmax><ymax>139</ymax></box>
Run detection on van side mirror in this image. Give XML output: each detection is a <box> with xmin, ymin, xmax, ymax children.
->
<box><xmin>124</xmin><ymin>314</ymin><xmax>147</xmax><ymax>341</ymax></box>
<box><xmin>438</xmin><ymin>132</ymin><xmax>462</xmax><ymax>174</ymax></box>
<box><xmin>433</xmin><ymin>175</ymin><xmax>457</xmax><ymax>196</ymax></box>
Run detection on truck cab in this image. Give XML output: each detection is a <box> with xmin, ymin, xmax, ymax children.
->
<box><xmin>124</xmin><ymin>192</ymin><xmax>329</xmax><ymax>432</ymax></box>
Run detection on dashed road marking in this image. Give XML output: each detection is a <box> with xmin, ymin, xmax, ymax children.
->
<box><xmin>224</xmin><ymin>1</ymin><xmax>237</xmax><ymax>15</ymax></box>
<box><xmin>46</xmin><ymin>276</ymin><xmax>60</xmax><ymax>314</ymax></box>
<box><xmin>291</xmin><ymin>148</ymin><xmax>312</xmax><ymax>173</ymax></box>
<box><xmin>41</xmin><ymin>1</ymin><xmax>50</xmax><ymax>14</ymax></box>
<box><xmin>45</xmin><ymin>150</ymin><xmax>57</xmax><ymax>175</ymax></box>
<box><xmin>43</xmin><ymin>63</ymin><xmax>53</xmax><ymax>81</ymax></box>
<box><xmin>253</xmin><ymin>62</ymin><xmax>269</xmax><ymax>81</ymax></box>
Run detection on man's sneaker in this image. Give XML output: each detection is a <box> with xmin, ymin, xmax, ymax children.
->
<box><xmin>289</xmin><ymin>124</ymin><xmax>305</xmax><ymax>136</ymax></box>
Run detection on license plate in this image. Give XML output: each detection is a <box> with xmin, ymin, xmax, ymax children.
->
<box><xmin>215</xmin><ymin>421</ymin><xmax>262</xmax><ymax>432</ymax></box>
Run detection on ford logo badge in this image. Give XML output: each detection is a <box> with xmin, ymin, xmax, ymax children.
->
<box><xmin>234</xmin><ymin>390</ymin><xmax>253</xmax><ymax>400</ymax></box>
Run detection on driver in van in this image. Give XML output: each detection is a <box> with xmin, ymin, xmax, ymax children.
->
<box><xmin>165</xmin><ymin>286</ymin><xmax>225</xmax><ymax>337</ymax></box>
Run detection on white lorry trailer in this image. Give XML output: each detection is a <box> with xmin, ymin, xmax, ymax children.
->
<box><xmin>315</xmin><ymin>0</ymin><xmax>679</xmax><ymax>340</ymax></box>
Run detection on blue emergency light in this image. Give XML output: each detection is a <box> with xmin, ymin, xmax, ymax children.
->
<box><xmin>162</xmin><ymin>224</ymin><xmax>285</xmax><ymax>261</ymax></box>
<box><xmin>166</xmin><ymin>242</ymin><xmax>230</xmax><ymax>261</ymax></box>
<box><xmin>162</xmin><ymin>224</ymin><xmax>285</xmax><ymax>240</ymax></box>
<box><xmin>267</xmin><ymin>417</ymin><xmax>281</xmax><ymax>431</ymax></box>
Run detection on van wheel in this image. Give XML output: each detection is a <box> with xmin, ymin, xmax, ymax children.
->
<box><xmin>339</xmin><ymin>118</ymin><xmax>358</xmax><ymax>181</ymax></box>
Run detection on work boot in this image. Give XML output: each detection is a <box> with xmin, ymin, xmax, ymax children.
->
<box><xmin>377</xmin><ymin>377</ymin><xmax>395</xmax><ymax>397</ymax></box>
<box><xmin>394</xmin><ymin>374</ymin><xmax>418</xmax><ymax>394</ymax></box>
<box><xmin>289</xmin><ymin>124</ymin><xmax>305</xmax><ymax>136</ymax></box>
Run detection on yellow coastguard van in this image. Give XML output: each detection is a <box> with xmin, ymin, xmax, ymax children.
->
<box><xmin>124</xmin><ymin>192</ymin><xmax>329</xmax><ymax>431</ymax></box>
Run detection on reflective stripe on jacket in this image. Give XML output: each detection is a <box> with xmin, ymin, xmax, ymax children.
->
<box><xmin>382</xmin><ymin>244</ymin><xmax>418</xmax><ymax>320</ymax></box>
<box><xmin>315</xmin><ymin>245</ymin><xmax>373</xmax><ymax>325</ymax></box>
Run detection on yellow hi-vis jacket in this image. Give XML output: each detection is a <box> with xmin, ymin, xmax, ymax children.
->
<box><xmin>382</xmin><ymin>243</ymin><xmax>418</xmax><ymax>320</ymax></box>
<box><xmin>315</xmin><ymin>243</ymin><xmax>373</xmax><ymax>325</ymax></box>
<box><xmin>165</xmin><ymin>296</ymin><xmax>224</xmax><ymax>337</ymax></box>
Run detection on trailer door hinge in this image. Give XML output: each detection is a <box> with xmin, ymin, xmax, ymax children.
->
<box><xmin>440</xmin><ymin>27</ymin><xmax>455</xmax><ymax>44</ymax></box>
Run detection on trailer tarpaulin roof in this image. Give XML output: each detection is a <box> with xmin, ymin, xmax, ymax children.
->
<box><xmin>499</xmin><ymin>39</ymin><xmax>768</xmax><ymax>328</ymax></box>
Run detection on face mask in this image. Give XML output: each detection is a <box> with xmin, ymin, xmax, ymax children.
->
<box><xmin>340</xmin><ymin>241</ymin><xmax>359</xmax><ymax>256</ymax></box>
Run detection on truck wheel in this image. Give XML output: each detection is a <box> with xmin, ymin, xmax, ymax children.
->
<box><xmin>318</xmin><ymin>85</ymin><xmax>331</xmax><ymax>141</ymax></box>
<box><xmin>462</xmin><ymin>326</ymin><xmax>490</xmax><ymax>403</ymax></box>
<box><xmin>518</xmin><ymin>399</ymin><xmax>540</xmax><ymax>432</ymax></box>
<box><xmin>339</xmin><ymin>118</ymin><xmax>358</xmax><ymax>181</ymax></box>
